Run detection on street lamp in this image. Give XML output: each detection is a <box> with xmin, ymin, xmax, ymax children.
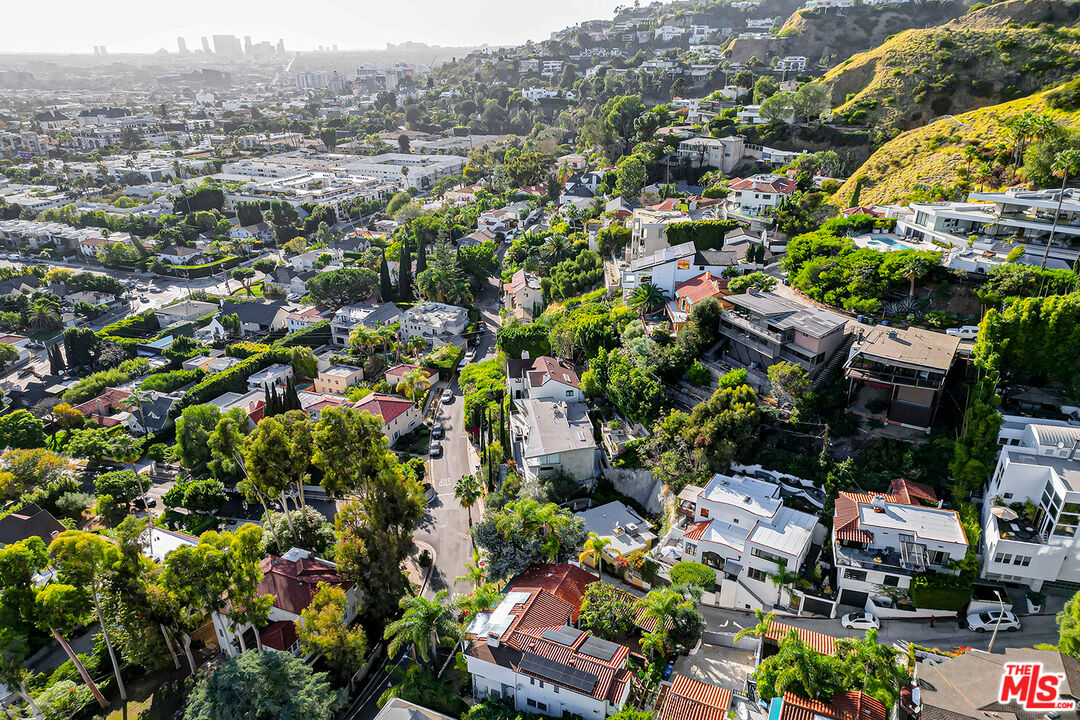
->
<box><xmin>988</xmin><ymin>590</ymin><xmax>1005</xmax><ymax>652</ymax></box>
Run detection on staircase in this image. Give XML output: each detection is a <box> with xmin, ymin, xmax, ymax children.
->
<box><xmin>810</xmin><ymin>333</ymin><xmax>856</xmax><ymax>387</ymax></box>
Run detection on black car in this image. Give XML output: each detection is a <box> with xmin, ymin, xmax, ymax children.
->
<box><xmin>470</xmin><ymin>335</ymin><xmax>482</xmax><ymax>347</ymax></box>
<box><xmin>430</xmin><ymin>424</ymin><xmax>444</xmax><ymax>440</ymax></box>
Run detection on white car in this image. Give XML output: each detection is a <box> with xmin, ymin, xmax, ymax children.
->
<box><xmin>946</xmin><ymin>325</ymin><xmax>979</xmax><ymax>339</ymax></box>
<box><xmin>967</xmin><ymin>610</ymin><xmax>1021</xmax><ymax>633</ymax></box>
<box><xmin>841</xmin><ymin>612</ymin><xmax>880</xmax><ymax>631</ymax></box>
<box><xmin>441</xmin><ymin>388</ymin><xmax>454</xmax><ymax>404</ymax></box>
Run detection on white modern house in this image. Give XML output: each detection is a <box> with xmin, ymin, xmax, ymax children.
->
<box><xmin>981</xmin><ymin>416</ymin><xmax>1080</xmax><ymax>590</ymax></box>
<box><xmin>246</xmin><ymin>363</ymin><xmax>294</xmax><ymax>391</ymax></box>
<box><xmin>676</xmin><ymin>136</ymin><xmax>745</xmax><ymax>174</ymax></box>
<box><xmin>671</xmin><ymin>472</ymin><xmax>823</xmax><ymax>610</ymax></box>
<box><xmin>727</xmin><ymin>174</ymin><xmax>798</xmax><ymax>215</ymax></box>
<box><xmin>399</xmin><ymin>302</ymin><xmax>469</xmax><ymax>347</ymax></box>
<box><xmin>511</xmin><ymin>398</ymin><xmax>598</xmax><ymax>483</ymax></box>
<box><xmin>330</xmin><ymin>303</ymin><xmax>402</xmax><ymax>347</ymax></box>
<box><xmin>212</xmin><ymin>547</ymin><xmax>359</xmax><ymax>657</ymax></box>
<box><xmin>832</xmin><ymin>478</ymin><xmax>967</xmax><ymax>608</ymax></box>
<box><xmin>154</xmin><ymin>300</ymin><xmax>219</xmax><ymax>327</ymax></box>
<box><xmin>507</xmin><ymin>355</ymin><xmax>583</xmax><ymax>403</ymax></box>
<box><xmin>619</xmin><ymin>242</ymin><xmax>733</xmax><ymax>300</ymax></box>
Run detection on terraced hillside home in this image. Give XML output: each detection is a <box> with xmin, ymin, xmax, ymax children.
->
<box><xmin>844</xmin><ymin>324</ymin><xmax>960</xmax><ymax>432</ymax></box>
<box><xmin>399</xmin><ymin>302</ymin><xmax>469</xmax><ymax>347</ymax></box>
<box><xmin>832</xmin><ymin>478</ymin><xmax>967</xmax><ymax>608</ymax></box>
<box><xmin>981</xmin><ymin>415</ymin><xmax>1080</xmax><ymax>591</ymax></box>
<box><xmin>727</xmin><ymin>174</ymin><xmax>797</xmax><ymax>215</ymax></box>
<box><xmin>718</xmin><ymin>290</ymin><xmax>850</xmax><ymax>388</ymax></box>
<box><xmin>510</xmin><ymin>398</ymin><xmax>598</xmax><ymax>483</ymax></box>
<box><xmin>508</xmin><ymin>355</ymin><xmax>583</xmax><ymax>403</ymax></box>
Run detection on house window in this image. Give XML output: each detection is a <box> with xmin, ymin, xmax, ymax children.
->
<box><xmin>677</xmin><ymin>258</ymin><xmax>690</xmax><ymax>270</ymax></box>
<box><xmin>882</xmin><ymin>575</ymin><xmax>900</xmax><ymax>587</ymax></box>
<box><xmin>537</xmin><ymin>703</ymin><xmax>548</xmax><ymax>712</ymax></box>
<box><xmin>566</xmin><ymin>390</ymin><xmax>574</xmax><ymax>397</ymax></box>
<box><xmin>747</xmin><ymin>568</ymin><xmax>768</xmax><ymax>582</ymax></box>
<box><xmin>994</xmin><ymin>552</ymin><xmax>1012</xmax><ymax>565</ymax></box>
<box><xmin>844</xmin><ymin>569</ymin><xmax>867</xmax><ymax>582</ymax></box>
<box><xmin>527</xmin><ymin>699</ymin><xmax>536</xmax><ymax>708</ymax></box>
<box><xmin>700</xmin><ymin>508</ymin><xmax>709</xmax><ymax>518</ymax></box>
<box><xmin>1013</xmin><ymin>555</ymin><xmax>1031</xmax><ymax>567</ymax></box>
<box><xmin>751</xmin><ymin>548</ymin><xmax>787</xmax><ymax>568</ymax></box>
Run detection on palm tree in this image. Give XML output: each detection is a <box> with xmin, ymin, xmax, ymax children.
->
<box><xmin>1039</xmin><ymin>148</ymin><xmax>1080</xmax><ymax>268</ymax></box>
<box><xmin>628</xmin><ymin>282</ymin><xmax>669</xmax><ymax>315</ymax></box>
<box><xmin>27</xmin><ymin>299</ymin><xmax>61</xmax><ymax>334</ymax></box>
<box><xmin>579</xmin><ymin>532</ymin><xmax>617</xmax><ymax>581</ymax></box>
<box><xmin>454</xmin><ymin>474</ymin><xmax>483</xmax><ymax>528</ymax></box>
<box><xmin>733</xmin><ymin>608</ymin><xmax>777</xmax><ymax>644</ymax></box>
<box><xmin>457</xmin><ymin>582</ymin><xmax>502</xmax><ymax>622</ymax></box>
<box><xmin>896</xmin><ymin>254</ymin><xmax>934</xmax><ymax>298</ymax></box>
<box><xmin>534</xmin><ymin>501</ymin><xmax>573</xmax><ymax>561</ymax></box>
<box><xmin>641</xmin><ymin>587</ymin><xmax>685</xmax><ymax>643</ymax></box>
<box><xmin>383</xmin><ymin>590</ymin><xmax>462</xmax><ymax>667</ymax></box>
<box><xmin>456</xmin><ymin>550</ymin><xmax>486</xmax><ymax>589</ymax></box>
<box><xmin>543</xmin><ymin>234</ymin><xmax>573</xmax><ymax>263</ymax></box>
<box><xmin>397</xmin><ymin>368</ymin><xmax>433</xmax><ymax>405</ymax></box>
<box><xmin>770</xmin><ymin>563</ymin><xmax>799</xmax><ymax>608</ymax></box>
<box><xmin>772</xmin><ymin>631</ymin><xmax>828</xmax><ymax>700</ymax></box>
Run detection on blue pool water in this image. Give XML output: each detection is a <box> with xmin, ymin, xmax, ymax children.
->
<box><xmin>866</xmin><ymin>236</ymin><xmax>911</xmax><ymax>251</ymax></box>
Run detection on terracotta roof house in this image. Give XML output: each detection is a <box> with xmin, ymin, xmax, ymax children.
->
<box><xmin>73</xmin><ymin>386</ymin><xmax>132</xmax><ymax>427</ymax></box>
<box><xmin>507</xmin><ymin>356</ymin><xmax>582</xmax><ymax>403</ymax></box>
<box><xmin>503</xmin><ymin>269</ymin><xmax>544</xmax><ymax>322</ymax></box>
<box><xmin>657</xmin><ymin>675</ymin><xmax>732</xmax><ymax>720</ymax></box>
<box><xmin>667</xmin><ymin>272</ymin><xmax>730</xmax><ymax>330</ymax></box>
<box><xmin>464</xmin><ymin>581</ymin><xmax>635</xmax><ymax>718</ymax></box>
<box><xmin>211</xmin><ymin>547</ymin><xmax>359</xmax><ymax>657</ymax></box>
<box><xmin>353</xmin><ymin>392</ymin><xmax>423</xmax><ymax>445</ymax></box>
<box><xmin>772</xmin><ymin>692</ymin><xmax>887</xmax><ymax>720</ymax></box>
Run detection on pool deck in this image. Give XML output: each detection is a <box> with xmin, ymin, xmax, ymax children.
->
<box><xmin>852</xmin><ymin>231</ymin><xmax>942</xmax><ymax>254</ymax></box>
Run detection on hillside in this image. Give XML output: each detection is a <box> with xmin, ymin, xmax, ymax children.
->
<box><xmin>822</xmin><ymin>0</ymin><xmax>1080</xmax><ymax>138</ymax></box>
<box><xmin>773</xmin><ymin>0</ymin><xmax>969</xmax><ymax>68</ymax></box>
<box><xmin>832</xmin><ymin>80</ymin><xmax>1080</xmax><ymax>205</ymax></box>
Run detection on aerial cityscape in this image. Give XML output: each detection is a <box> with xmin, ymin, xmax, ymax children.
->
<box><xmin>1</xmin><ymin>1</ymin><xmax>1080</xmax><ymax>719</ymax></box>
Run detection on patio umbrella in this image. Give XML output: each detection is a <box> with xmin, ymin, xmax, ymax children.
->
<box><xmin>990</xmin><ymin>506</ymin><xmax>1020</xmax><ymax>521</ymax></box>
<box><xmin>660</xmin><ymin>545</ymin><xmax>682</xmax><ymax>559</ymax></box>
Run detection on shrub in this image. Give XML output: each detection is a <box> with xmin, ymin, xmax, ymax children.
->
<box><xmin>684</xmin><ymin>360</ymin><xmax>711</xmax><ymax>386</ymax></box>
<box><xmin>670</xmin><ymin>561</ymin><xmax>717</xmax><ymax>589</ymax></box>
<box><xmin>141</xmin><ymin>368</ymin><xmax>203</xmax><ymax>392</ymax></box>
<box><xmin>62</xmin><ymin>358</ymin><xmax>150</xmax><ymax>402</ymax></box>
<box><xmin>273</xmin><ymin>319</ymin><xmax>332</xmax><ymax>348</ymax></box>
<box><xmin>422</xmin><ymin>344</ymin><xmax>465</xmax><ymax>381</ymax></box>
<box><xmin>664</xmin><ymin>219</ymin><xmax>741</xmax><ymax>251</ymax></box>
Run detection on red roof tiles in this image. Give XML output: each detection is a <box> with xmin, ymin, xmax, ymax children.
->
<box><xmin>683</xmin><ymin>520</ymin><xmax>711</xmax><ymax>541</ymax></box>
<box><xmin>506</xmin><ymin>564</ymin><xmax>596</xmax><ymax>620</ymax></box>
<box><xmin>729</xmin><ymin>176</ymin><xmax>797</xmax><ymax>194</ymax></box>
<box><xmin>257</xmin><ymin>555</ymin><xmax>353</xmax><ymax>616</ymax></box>
<box><xmin>833</xmin><ymin>478</ymin><xmax>940</xmax><ymax>544</ymax></box>
<box><xmin>658</xmin><ymin>675</ymin><xmax>733</xmax><ymax>720</ymax></box>
<box><xmin>353</xmin><ymin>392</ymin><xmax>416</xmax><ymax>425</ymax></box>
<box><xmin>676</xmin><ymin>273</ymin><xmax>728</xmax><ymax>307</ymax></box>
<box><xmin>778</xmin><ymin>692</ymin><xmax>887</xmax><ymax>720</ymax></box>
<box><xmin>765</xmin><ymin>621</ymin><xmax>839</xmax><ymax>656</ymax></box>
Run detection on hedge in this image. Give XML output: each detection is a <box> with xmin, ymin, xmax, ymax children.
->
<box><xmin>98</xmin><ymin>309</ymin><xmax>160</xmax><ymax>340</ymax></box>
<box><xmin>669</xmin><ymin>561</ymin><xmax>717</xmax><ymax>588</ymax></box>
<box><xmin>273</xmin><ymin>319</ymin><xmax>332</xmax><ymax>349</ymax></box>
<box><xmin>175</xmin><ymin>347</ymin><xmax>296</xmax><ymax>412</ymax></box>
<box><xmin>663</xmin><ymin>219</ymin><xmax>741</xmax><ymax>251</ymax></box>
<box><xmin>63</xmin><ymin>358</ymin><xmax>151</xmax><ymax>402</ymax></box>
<box><xmin>910</xmin><ymin>574</ymin><xmax>973</xmax><ymax>611</ymax></box>
<box><xmin>422</xmin><ymin>344</ymin><xmax>465</xmax><ymax>381</ymax></box>
<box><xmin>140</xmin><ymin>368</ymin><xmax>205</xmax><ymax>393</ymax></box>
<box><xmin>226</xmin><ymin>342</ymin><xmax>272</xmax><ymax>359</ymax></box>
<box><xmin>165</xmin><ymin>255</ymin><xmax>240</xmax><ymax>279</ymax></box>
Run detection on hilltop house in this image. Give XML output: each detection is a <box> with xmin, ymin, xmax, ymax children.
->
<box><xmin>503</xmin><ymin>269</ymin><xmax>544</xmax><ymax>322</ymax></box>
<box><xmin>507</xmin><ymin>356</ymin><xmax>583</xmax><ymax>403</ymax></box>
<box><xmin>510</xmin><ymin>398</ymin><xmax>597</xmax><ymax>483</ymax></box>
<box><xmin>330</xmin><ymin>303</ymin><xmax>402</xmax><ymax>347</ymax></box>
<box><xmin>399</xmin><ymin>302</ymin><xmax>469</xmax><ymax>347</ymax></box>
<box><xmin>727</xmin><ymin>174</ymin><xmax>797</xmax><ymax>215</ymax></box>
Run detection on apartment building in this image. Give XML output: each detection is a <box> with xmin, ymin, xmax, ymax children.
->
<box><xmin>676</xmin><ymin>136</ymin><xmax>745</xmax><ymax>174</ymax></box>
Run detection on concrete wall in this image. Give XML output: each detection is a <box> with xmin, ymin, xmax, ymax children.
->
<box><xmin>604</xmin><ymin>468</ymin><xmax>667</xmax><ymax>515</ymax></box>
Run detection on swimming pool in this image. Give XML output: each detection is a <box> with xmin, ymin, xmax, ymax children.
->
<box><xmin>866</xmin><ymin>236</ymin><xmax>912</xmax><ymax>251</ymax></box>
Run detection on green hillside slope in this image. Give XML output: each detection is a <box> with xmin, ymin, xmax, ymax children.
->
<box><xmin>822</xmin><ymin>0</ymin><xmax>1080</xmax><ymax>139</ymax></box>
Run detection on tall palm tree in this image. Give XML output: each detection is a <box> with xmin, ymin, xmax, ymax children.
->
<box><xmin>1039</xmin><ymin>148</ymin><xmax>1080</xmax><ymax>268</ymax></box>
<box><xmin>534</xmin><ymin>501</ymin><xmax>573</xmax><ymax>561</ymax></box>
<box><xmin>383</xmin><ymin>590</ymin><xmax>462</xmax><ymax>666</ymax></box>
<box><xmin>896</xmin><ymin>254</ymin><xmax>934</xmax><ymax>298</ymax></box>
<box><xmin>543</xmin><ymin>234</ymin><xmax>572</xmax><ymax>263</ymax></box>
<box><xmin>773</xmin><ymin>631</ymin><xmax>829</xmax><ymax>700</ymax></box>
<box><xmin>27</xmin><ymin>299</ymin><xmax>61</xmax><ymax>334</ymax></box>
<box><xmin>770</xmin><ymin>563</ymin><xmax>799</xmax><ymax>608</ymax></box>
<box><xmin>456</xmin><ymin>582</ymin><xmax>502</xmax><ymax>622</ymax></box>
<box><xmin>641</xmin><ymin>587</ymin><xmax>685</xmax><ymax>644</ymax></box>
<box><xmin>579</xmin><ymin>532</ymin><xmax>617</xmax><ymax>581</ymax></box>
<box><xmin>456</xmin><ymin>550</ymin><xmax>486</xmax><ymax>589</ymax></box>
<box><xmin>397</xmin><ymin>368</ymin><xmax>433</xmax><ymax>405</ymax></box>
<box><xmin>454</xmin><ymin>474</ymin><xmax>483</xmax><ymax>528</ymax></box>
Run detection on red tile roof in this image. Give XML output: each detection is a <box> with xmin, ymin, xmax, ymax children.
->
<box><xmin>651</xmin><ymin>198</ymin><xmax>682</xmax><ymax>211</ymax></box>
<box><xmin>841</xmin><ymin>206</ymin><xmax>885</xmax><ymax>218</ymax></box>
<box><xmin>73</xmin><ymin>386</ymin><xmax>131</xmax><ymax>424</ymax></box>
<box><xmin>778</xmin><ymin>692</ymin><xmax>887</xmax><ymax>720</ymax></box>
<box><xmin>676</xmin><ymin>273</ymin><xmax>728</xmax><ymax>306</ymax></box>
<box><xmin>353</xmin><ymin>392</ymin><xmax>416</xmax><ymax>425</ymax></box>
<box><xmin>524</xmin><ymin>356</ymin><xmax>580</xmax><ymax>390</ymax></box>
<box><xmin>765</xmin><ymin>621</ymin><xmax>839</xmax><ymax>656</ymax></box>
<box><xmin>260</xmin><ymin>620</ymin><xmax>297</xmax><ymax>652</ymax></box>
<box><xmin>729</xmin><ymin>176</ymin><xmax>797</xmax><ymax>194</ymax></box>
<box><xmin>833</xmin><ymin>478</ymin><xmax>940</xmax><ymax>544</ymax></box>
<box><xmin>658</xmin><ymin>675</ymin><xmax>732</xmax><ymax>720</ymax></box>
<box><xmin>506</xmin><ymin>563</ymin><xmax>596</xmax><ymax>620</ymax></box>
<box><xmin>257</xmin><ymin>554</ymin><xmax>353</xmax><ymax>616</ymax></box>
<box><xmin>683</xmin><ymin>520</ymin><xmax>711</xmax><ymax>541</ymax></box>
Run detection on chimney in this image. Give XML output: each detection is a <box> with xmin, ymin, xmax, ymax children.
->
<box><xmin>871</xmin><ymin>495</ymin><xmax>887</xmax><ymax>512</ymax></box>
<box><xmin>487</xmin><ymin>631</ymin><xmax>500</xmax><ymax>648</ymax></box>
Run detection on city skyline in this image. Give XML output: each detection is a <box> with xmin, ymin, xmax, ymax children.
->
<box><xmin>1</xmin><ymin>0</ymin><xmax>621</xmax><ymax>55</ymax></box>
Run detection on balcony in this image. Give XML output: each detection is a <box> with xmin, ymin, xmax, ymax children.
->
<box><xmin>844</xmin><ymin>360</ymin><xmax>946</xmax><ymax>390</ymax></box>
<box><xmin>720</xmin><ymin>311</ymin><xmax>785</xmax><ymax>345</ymax></box>
<box><xmin>834</xmin><ymin>544</ymin><xmax>955</xmax><ymax>576</ymax></box>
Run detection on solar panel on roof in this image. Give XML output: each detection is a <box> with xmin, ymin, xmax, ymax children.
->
<box><xmin>519</xmin><ymin>652</ymin><xmax>598</xmax><ymax>694</ymax></box>
<box><xmin>541</xmin><ymin>626</ymin><xmax>584</xmax><ymax>646</ymax></box>
<box><xmin>578</xmin><ymin>636</ymin><xmax>620</xmax><ymax>662</ymax></box>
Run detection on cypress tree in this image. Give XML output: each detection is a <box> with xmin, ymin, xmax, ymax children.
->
<box><xmin>415</xmin><ymin>239</ymin><xmax>428</xmax><ymax>275</ymax></box>
<box><xmin>379</xmin><ymin>250</ymin><xmax>394</xmax><ymax>301</ymax></box>
<box><xmin>398</xmin><ymin>238</ymin><xmax>413</xmax><ymax>302</ymax></box>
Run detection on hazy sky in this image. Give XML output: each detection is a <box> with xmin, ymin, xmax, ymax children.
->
<box><xmin>3</xmin><ymin>0</ymin><xmax>623</xmax><ymax>54</ymax></box>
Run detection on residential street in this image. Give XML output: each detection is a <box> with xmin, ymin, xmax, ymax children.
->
<box><xmin>699</xmin><ymin>604</ymin><xmax>1062</xmax><ymax>653</ymax></box>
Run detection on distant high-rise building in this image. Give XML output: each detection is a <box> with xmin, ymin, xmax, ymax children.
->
<box><xmin>333</xmin><ymin>44</ymin><xmax>339</xmax><ymax>52</ymax></box>
<box><xmin>244</xmin><ymin>36</ymin><xmax>253</xmax><ymax>54</ymax></box>
<box><xmin>177</xmin><ymin>37</ymin><xmax>188</xmax><ymax>54</ymax></box>
<box><xmin>213</xmin><ymin>34</ymin><xmax>243</xmax><ymax>56</ymax></box>
<box><xmin>99</xmin><ymin>46</ymin><xmax>107</xmax><ymax>56</ymax></box>
<box><xmin>201</xmin><ymin>36</ymin><xmax>212</xmax><ymax>54</ymax></box>
<box><xmin>276</xmin><ymin>38</ymin><xmax>285</xmax><ymax>55</ymax></box>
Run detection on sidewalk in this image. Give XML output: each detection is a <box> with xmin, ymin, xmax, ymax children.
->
<box><xmin>406</xmin><ymin>540</ymin><xmax>436</xmax><ymax>595</ymax></box>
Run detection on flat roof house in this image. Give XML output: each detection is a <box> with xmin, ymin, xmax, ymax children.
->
<box><xmin>313</xmin><ymin>364</ymin><xmax>364</xmax><ymax>395</ymax></box>
<box><xmin>719</xmin><ymin>291</ymin><xmax>849</xmax><ymax>387</ymax></box>
<box><xmin>511</xmin><ymin>398</ymin><xmax>598</xmax><ymax>483</ymax></box>
<box><xmin>399</xmin><ymin>302</ymin><xmax>469</xmax><ymax>347</ymax></box>
<box><xmin>246</xmin><ymin>363</ymin><xmax>294</xmax><ymax>391</ymax></box>
<box><xmin>575</xmin><ymin>501</ymin><xmax>657</xmax><ymax>571</ymax></box>
<box><xmin>330</xmin><ymin>302</ymin><xmax>402</xmax><ymax>347</ymax></box>
<box><xmin>155</xmin><ymin>300</ymin><xmax>218</xmax><ymax>328</ymax></box>
<box><xmin>833</xmin><ymin>478</ymin><xmax>967</xmax><ymax>608</ymax></box>
<box><xmin>844</xmin><ymin>324</ymin><xmax>960</xmax><ymax>432</ymax></box>
<box><xmin>981</xmin><ymin>415</ymin><xmax>1080</xmax><ymax>591</ymax></box>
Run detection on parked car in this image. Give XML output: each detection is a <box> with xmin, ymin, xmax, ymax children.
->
<box><xmin>430</xmin><ymin>424</ymin><xmax>444</xmax><ymax>440</ymax></box>
<box><xmin>429</xmin><ymin>441</ymin><xmax>443</xmax><ymax>457</ymax></box>
<box><xmin>841</xmin><ymin>612</ymin><xmax>880</xmax><ymax>631</ymax></box>
<box><xmin>967</xmin><ymin>610</ymin><xmax>1021</xmax><ymax>632</ymax></box>
<box><xmin>441</xmin><ymin>388</ymin><xmax>453</xmax><ymax>404</ymax></box>
<box><xmin>457</xmin><ymin>357</ymin><xmax>469</xmax><ymax>371</ymax></box>
<box><xmin>464</xmin><ymin>348</ymin><xmax>476</xmax><ymax>362</ymax></box>
<box><xmin>946</xmin><ymin>326</ymin><xmax>980</xmax><ymax>339</ymax></box>
<box><xmin>470</xmin><ymin>334</ymin><xmax>482</xmax><ymax>347</ymax></box>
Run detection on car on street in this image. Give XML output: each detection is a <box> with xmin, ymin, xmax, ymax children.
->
<box><xmin>470</xmin><ymin>334</ymin><xmax>482</xmax><ymax>347</ymax></box>
<box><xmin>429</xmin><ymin>441</ymin><xmax>443</xmax><ymax>457</ymax></box>
<box><xmin>464</xmin><ymin>348</ymin><xmax>476</xmax><ymax>362</ymax></box>
<box><xmin>946</xmin><ymin>325</ymin><xmax>980</xmax><ymax>339</ymax></box>
<box><xmin>430</xmin><ymin>423</ymin><xmax>444</xmax><ymax>440</ymax></box>
<box><xmin>967</xmin><ymin>610</ymin><xmax>1021</xmax><ymax>632</ymax></box>
<box><xmin>457</xmin><ymin>357</ymin><xmax>469</xmax><ymax>371</ymax></box>
<box><xmin>441</xmin><ymin>388</ymin><xmax>453</xmax><ymax>404</ymax></box>
<box><xmin>841</xmin><ymin>612</ymin><xmax>880</xmax><ymax>631</ymax></box>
